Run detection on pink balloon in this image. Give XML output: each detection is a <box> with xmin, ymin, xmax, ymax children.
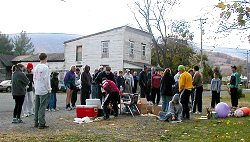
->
<box><xmin>215</xmin><ymin>102</ymin><xmax>230</xmax><ymax>118</ymax></box>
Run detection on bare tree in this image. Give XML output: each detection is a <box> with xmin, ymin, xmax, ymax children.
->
<box><xmin>130</xmin><ymin>0</ymin><xmax>194</xmax><ymax>68</ymax></box>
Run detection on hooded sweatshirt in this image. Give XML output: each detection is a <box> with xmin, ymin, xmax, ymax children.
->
<box><xmin>102</xmin><ymin>80</ymin><xmax>119</xmax><ymax>94</ymax></box>
<box><xmin>168</xmin><ymin>94</ymin><xmax>183</xmax><ymax>121</ymax></box>
<box><xmin>81</xmin><ymin>65</ymin><xmax>92</xmax><ymax>88</ymax></box>
<box><xmin>12</xmin><ymin>68</ymin><xmax>30</xmax><ymax>96</ymax></box>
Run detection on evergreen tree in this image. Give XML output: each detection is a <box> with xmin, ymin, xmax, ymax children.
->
<box><xmin>0</xmin><ymin>32</ymin><xmax>14</xmax><ymax>55</ymax></box>
<box><xmin>13</xmin><ymin>31</ymin><xmax>34</xmax><ymax>55</ymax></box>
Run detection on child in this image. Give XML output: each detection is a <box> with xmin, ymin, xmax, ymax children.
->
<box><xmin>159</xmin><ymin>94</ymin><xmax>183</xmax><ymax>121</ymax></box>
<box><xmin>48</xmin><ymin>72</ymin><xmax>59</xmax><ymax>111</ymax></box>
<box><xmin>210</xmin><ymin>72</ymin><xmax>221</xmax><ymax>108</ymax></box>
<box><xmin>124</xmin><ymin>79</ymin><xmax>132</xmax><ymax>94</ymax></box>
<box><xmin>116</xmin><ymin>70</ymin><xmax>125</xmax><ymax>92</ymax></box>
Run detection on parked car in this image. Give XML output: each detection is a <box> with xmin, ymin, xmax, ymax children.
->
<box><xmin>0</xmin><ymin>80</ymin><xmax>12</xmax><ymax>92</ymax></box>
<box><xmin>58</xmin><ymin>80</ymin><xmax>66</xmax><ymax>92</ymax></box>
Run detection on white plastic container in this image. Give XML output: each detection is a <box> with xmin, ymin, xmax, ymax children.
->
<box><xmin>86</xmin><ymin>99</ymin><xmax>101</xmax><ymax>109</ymax></box>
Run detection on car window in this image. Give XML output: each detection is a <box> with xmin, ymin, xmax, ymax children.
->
<box><xmin>0</xmin><ymin>80</ymin><xmax>10</xmax><ymax>85</ymax></box>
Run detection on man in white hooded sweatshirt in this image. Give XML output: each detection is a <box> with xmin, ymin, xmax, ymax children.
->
<box><xmin>33</xmin><ymin>53</ymin><xmax>51</xmax><ymax>129</ymax></box>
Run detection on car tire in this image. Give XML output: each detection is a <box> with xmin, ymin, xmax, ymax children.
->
<box><xmin>6</xmin><ymin>87</ymin><xmax>11</xmax><ymax>92</ymax></box>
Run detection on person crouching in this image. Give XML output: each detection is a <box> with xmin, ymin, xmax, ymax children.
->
<box><xmin>101</xmin><ymin>78</ymin><xmax>120</xmax><ymax>120</ymax></box>
<box><xmin>159</xmin><ymin>94</ymin><xmax>183</xmax><ymax>122</ymax></box>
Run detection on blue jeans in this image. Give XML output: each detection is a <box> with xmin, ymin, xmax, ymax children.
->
<box><xmin>162</xmin><ymin>96</ymin><xmax>173</xmax><ymax>112</ymax></box>
<box><xmin>48</xmin><ymin>91</ymin><xmax>57</xmax><ymax>109</ymax></box>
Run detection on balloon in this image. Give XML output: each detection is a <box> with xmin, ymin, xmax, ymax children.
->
<box><xmin>240</xmin><ymin>107</ymin><xmax>250</xmax><ymax>116</ymax></box>
<box><xmin>215</xmin><ymin>102</ymin><xmax>230</xmax><ymax>118</ymax></box>
<box><xmin>234</xmin><ymin>109</ymin><xmax>244</xmax><ymax>117</ymax></box>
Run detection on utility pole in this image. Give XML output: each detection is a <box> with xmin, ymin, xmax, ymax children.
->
<box><xmin>194</xmin><ymin>18</ymin><xmax>208</xmax><ymax>70</ymax></box>
<box><xmin>247</xmin><ymin>50</ymin><xmax>249</xmax><ymax>88</ymax></box>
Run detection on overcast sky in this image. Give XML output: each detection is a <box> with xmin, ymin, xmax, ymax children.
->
<box><xmin>0</xmin><ymin>0</ymin><xmax>249</xmax><ymax>51</ymax></box>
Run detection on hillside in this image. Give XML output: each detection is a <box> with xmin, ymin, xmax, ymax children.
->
<box><xmin>7</xmin><ymin>33</ymin><xmax>247</xmax><ymax>76</ymax></box>
<box><xmin>205</xmin><ymin>51</ymin><xmax>246</xmax><ymax>76</ymax></box>
<box><xmin>9</xmin><ymin>33</ymin><xmax>81</xmax><ymax>53</ymax></box>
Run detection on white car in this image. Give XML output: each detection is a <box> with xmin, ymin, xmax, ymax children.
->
<box><xmin>0</xmin><ymin>80</ymin><xmax>12</xmax><ymax>92</ymax></box>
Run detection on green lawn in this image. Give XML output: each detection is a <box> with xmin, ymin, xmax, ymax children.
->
<box><xmin>1</xmin><ymin>94</ymin><xmax>249</xmax><ymax>142</ymax></box>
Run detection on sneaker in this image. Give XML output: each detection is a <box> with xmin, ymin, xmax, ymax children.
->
<box><xmin>12</xmin><ymin>118</ymin><xmax>17</xmax><ymax>124</ymax></box>
<box><xmin>193</xmin><ymin>112</ymin><xmax>201</xmax><ymax>115</ymax></box>
<box><xmin>34</xmin><ymin>123</ymin><xmax>39</xmax><ymax>128</ymax></box>
<box><xmin>38</xmin><ymin>125</ymin><xmax>49</xmax><ymax>129</ymax></box>
<box><xmin>28</xmin><ymin>112</ymin><xmax>34</xmax><ymax>116</ymax></box>
<box><xmin>16</xmin><ymin>118</ymin><xmax>23</xmax><ymax>123</ymax></box>
<box><xmin>46</xmin><ymin>109</ymin><xmax>49</xmax><ymax>111</ymax></box>
<box><xmin>103</xmin><ymin>115</ymin><xmax>110</xmax><ymax>120</ymax></box>
<box><xmin>51</xmin><ymin>109</ymin><xmax>56</xmax><ymax>112</ymax></box>
<box><xmin>22</xmin><ymin>114</ymin><xmax>29</xmax><ymax>117</ymax></box>
<box><xmin>66</xmin><ymin>107</ymin><xmax>72</xmax><ymax>111</ymax></box>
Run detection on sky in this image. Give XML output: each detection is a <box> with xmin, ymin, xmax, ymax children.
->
<box><xmin>0</xmin><ymin>0</ymin><xmax>249</xmax><ymax>52</ymax></box>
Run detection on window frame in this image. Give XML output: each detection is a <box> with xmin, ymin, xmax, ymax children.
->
<box><xmin>76</xmin><ymin>45</ymin><xmax>82</xmax><ymax>61</ymax></box>
<box><xmin>101</xmin><ymin>41</ymin><xmax>109</xmax><ymax>58</ymax></box>
<box><xmin>129</xmin><ymin>41</ymin><xmax>134</xmax><ymax>58</ymax></box>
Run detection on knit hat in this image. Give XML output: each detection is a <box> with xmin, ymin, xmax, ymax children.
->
<box><xmin>177</xmin><ymin>65</ymin><xmax>185</xmax><ymax>71</ymax></box>
<box><xmin>27</xmin><ymin>63</ymin><xmax>33</xmax><ymax>70</ymax></box>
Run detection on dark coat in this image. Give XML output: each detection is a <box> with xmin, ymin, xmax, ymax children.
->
<box><xmin>160</xmin><ymin>73</ymin><xmax>175</xmax><ymax>96</ymax></box>
<box><xmin>81</xmin><ymin>71</ymin><xmax>92</xmax><ymax>89</ymax></box>
<box><xmin>12</xmin><ymin>69</ymin><xmax>29</xmax><ymax>96</ymax></box>
<box><xmin>139</xmin><ymin>70</ymin><xmax>148</xmax><ymax>88</ymax></box>
<box><xmin>95</xmin><ymin>71</ymin><xmax>115</xmax><ymax>85</ymax></box>
<box><xmin>116</xmin><ymin>76</ymin><xmax>125</xmax><ymax>90</ymax></box>
<box><xmin>26</xmin><ymin>73</ymin><xmax>33</xmax><ymax>92</ymax></box>
<box><xmin>51</xmin><ymin>76</ymin><xmax>59</xmax><ymax>92</ymax></box>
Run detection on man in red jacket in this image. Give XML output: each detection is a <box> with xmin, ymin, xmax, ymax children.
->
<box><xmin>151</xmin><ymin>69</ymin><xmax>162</xmax><ymax>105</ymax></box>
<box><xmin>102</xmin><ymin>78</ymin><xmax>120</xmax><ymax>120</ymax></box>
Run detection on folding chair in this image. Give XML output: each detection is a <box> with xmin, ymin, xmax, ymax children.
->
<box><xmin>122</xmin><ymin>93</ymin><xmax>140</xmax><ymax>117</ymax></box>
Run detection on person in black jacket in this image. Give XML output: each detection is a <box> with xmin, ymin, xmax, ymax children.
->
<box><xmin>81</xmin><ymin>65</ymin><xmax>92</xmax><ymax>105</ymax></box>
<box><xmin>48</xmin><ymin>72</ymin><xmax>59</xmax><ymax>111</ymax></box>
<box><xmin>11</xmin><ymin>63</ymin><xmax>29</xmax><ymax>123</ymax></box>
<box><xmin>139</xmin><ymin>65</ymin><xmax>148</xmax><ymax>99</ymax></box>
<box><xmin>95</xmin><ymin>66</ymin><xmax>115</xmax><ymax>102</ymax></box>
<box><xmin>160</xmin><ymin>68</ymin><xmax>175</xmax><ymax>112</ymax></box>
<box><xmin>116</xmin><ymin>70</ymin><xmax>125</xmax><ymax>91</ymax></box>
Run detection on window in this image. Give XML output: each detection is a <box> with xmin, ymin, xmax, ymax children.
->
<box><xmin>142</xmin><ymin>44</ymin><xmax>146</xmax><ymax>57</ymax></box>
<box><xmin>76</xmin><ymin>45</ymin><xmax>82</xmax><ymax>61</ymax></box>
<box><xmin>129</xmin><ymin>41</ymin><xmax>134</xmax><ymax>57</ymax></box>
<box><xmin>101</xmin><ymin>41</ymin><xmax>109</xmax><ymax>58</ymax></box>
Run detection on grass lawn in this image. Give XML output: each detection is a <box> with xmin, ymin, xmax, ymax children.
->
<box><xmin>0</xmin><ymin>93</ymin><xmax>249</xmax><ymax>142</ymax></box>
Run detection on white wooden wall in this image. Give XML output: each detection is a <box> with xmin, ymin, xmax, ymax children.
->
<box><xmin>64</xmin><ymin>26</ymin><xmax>152</xmax><ymax>74</ymax></box>
<box><xmin>123</xmin><ymin>27</ymin><xmax>152</xmax><ymax>65</ymax></box>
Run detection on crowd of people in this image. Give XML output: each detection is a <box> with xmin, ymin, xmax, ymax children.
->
<box><xmin>10</xmin><ymin>52</ymin><xmax>241</xmax><ymax>128</ymax></box>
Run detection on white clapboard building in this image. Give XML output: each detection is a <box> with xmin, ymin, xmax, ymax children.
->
<box><xmin>64</xmin><ymin>26</ymin><xmax>152</xmax><ymax>73</ymax></box>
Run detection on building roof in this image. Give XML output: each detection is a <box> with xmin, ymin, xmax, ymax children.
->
<box><xmin>123</xmin><ymin>60</ymin><xmax>163</xmax><ymax>70</ymax></box>
<box><xmin>12</xmin><ymin>53</ymin><xmax>64</xmax><ymax>62</ymax></box>
<box><xmin>64</xmin><ymin>25</ymin><xmax>152</xmax><ymax>44</ymax></box>
<box><xmin>123</xmin><ymin>60</ymin><xmax>151</xmax><ymax>68</ymax></box>
<box><xmin>0</xmin><ymin>54</ymin><xmax>16</xmax><ymax>67</ymax></box>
